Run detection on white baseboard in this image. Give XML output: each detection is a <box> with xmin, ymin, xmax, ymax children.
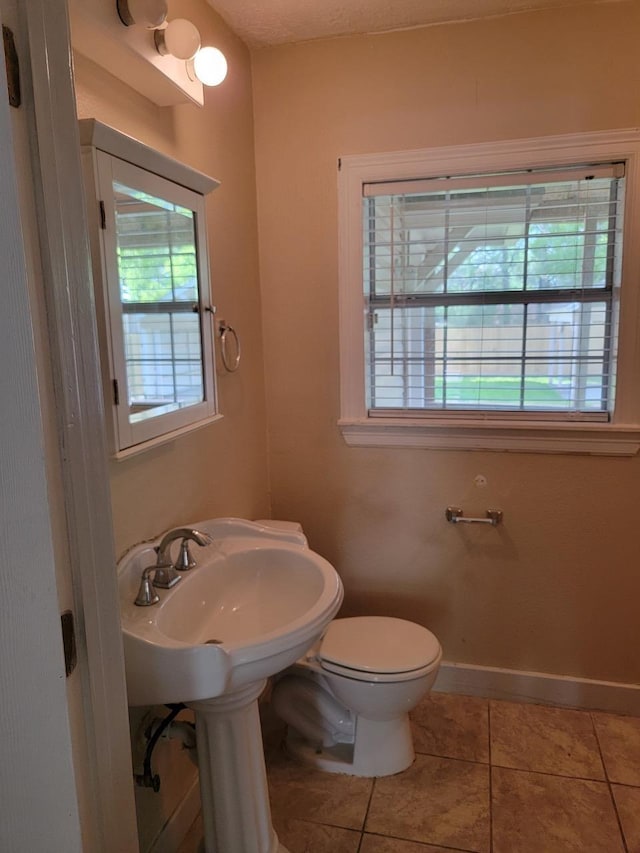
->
<box><xmin>149</xmin><ymin>775</ymin><xmax>201</xmax><ymax>853</ymax></box>
<box><xmin>435</xmin><ymin>660</ymin><xmax>640</xmax><ymax>716</ymax></box>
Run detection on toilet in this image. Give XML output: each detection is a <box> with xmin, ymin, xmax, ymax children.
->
<box><xmin>255</xmin><ymin>518</ymin><xmax>442</xmax><ymax>777</ymax></box>
<box><xmin>271</xmin><ymin>614</ymin><xmax>442</xmax><ymax>777</ymax></box>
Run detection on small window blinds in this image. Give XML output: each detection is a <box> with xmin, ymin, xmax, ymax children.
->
<box><xmin>113</xmin><ymin>182</ymin><xmax>204</xmax><ymax>412</ymax></box>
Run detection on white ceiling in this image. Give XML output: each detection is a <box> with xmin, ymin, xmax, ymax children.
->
<box><xmin>207</xmin><ymin>0</ymin><xmax>617</xmax><ymax>47</ymax></box>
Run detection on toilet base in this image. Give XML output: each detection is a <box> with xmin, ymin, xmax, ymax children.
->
<box><xmin>284</xmin><ymin>712</ymin><xmax>415</xmax><ymax>777</ymax></box>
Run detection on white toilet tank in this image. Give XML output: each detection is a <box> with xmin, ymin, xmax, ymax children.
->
<box><xmin>254</xmin><ymin>519</ymin><xmax>307</xmax><ymax>544</ymax></box>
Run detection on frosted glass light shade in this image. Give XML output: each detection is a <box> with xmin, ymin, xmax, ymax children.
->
<box><xmin>116</xmin><ymin>0</ymin><xmax>167</xmax><ymax>28</ymax></box>
<box><xmin>155</xmin><ymin>18</ymin><xmax>201</xmax><ymax>60</ymax></box>
<box><xmin>193</xmin><ymin>47</ymin><xmax>228</xmax><ymax>87</ymax></box>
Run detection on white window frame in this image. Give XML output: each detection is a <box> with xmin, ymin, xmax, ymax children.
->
<box><xmin>97</xmin><ymin>155</ymin><xmax>217</xmax><ymax>449</ymax></box>
<box><xmin>80</xmin><ymin>120</ymin><xmax>221</xmax><ymax>458</ymax></box>
<box><xmin>338</xmin><ymin>130</ymin><xmax>640</xmax><ymax>455</ymax></box>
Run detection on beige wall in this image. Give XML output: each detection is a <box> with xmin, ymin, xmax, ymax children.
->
<box><xmin>73</xmin><ymin>3</ymin><xmax>268</xmax><ymax>848</ymax></box>
<box><xmin>252</xmin><ymin>2</ymin><xmax>640</xmax><ymax>686</ymax></box>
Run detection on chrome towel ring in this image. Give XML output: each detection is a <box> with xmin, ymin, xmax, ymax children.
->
<box><xmin>219</xmin><ymin>321</ymin><xmax>241</xmax><ymax>372</ymax></box>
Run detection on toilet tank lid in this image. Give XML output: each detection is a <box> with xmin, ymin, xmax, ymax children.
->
<box><xmin>319</xmin><ymin>616</ymin><xmax>441</xmax><ymax>674</ymax></box>
<box><xmin>254</xmin><ymin>519</ymin><xmax>304</xmax><ymax>534</ymax></box>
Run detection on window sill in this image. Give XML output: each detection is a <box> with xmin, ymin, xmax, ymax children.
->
<box><xmin>338</xmin><ymin>418</ymin><xmax>640</xmax><ymax>456</ymax></box>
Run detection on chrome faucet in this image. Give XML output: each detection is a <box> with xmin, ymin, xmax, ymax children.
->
<box><xmin>134</xmin><ymin>527</ymin><xmax>212</xmax><ymax>606</ymax></box>
<box><xmin>134</xmin><ymin>565</ymin><xmax>160</xmax><ymax>607</ymax></box>
<box><xmin>156</xmin><ymin>527</ymin><xmax>212</xmax><ymax>581</ymax></box>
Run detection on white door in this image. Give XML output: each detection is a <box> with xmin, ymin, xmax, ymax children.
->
<box><xmin>0</xmin><ymin>23</ymin><xmax>84</xmax><ymax>853</ymax></box>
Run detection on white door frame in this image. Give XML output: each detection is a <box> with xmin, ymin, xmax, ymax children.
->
<box><xmin>0</xmin><ymin>19</ymin><xmax>84</xmax><ymax>853</ymax></box>
<box><xmin>9</xmin><ymin>1</ymin><xmax>140</xmax><ymax>849</ymax></box>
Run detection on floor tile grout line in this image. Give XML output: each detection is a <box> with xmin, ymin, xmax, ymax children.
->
<box><xmin>358</xmin><ymin>776</ymin><xmax>377</xmax><ymax>841</ymax></box>
<box><xmin>360</xmin><ymin>827</ymin><xmax>478</xmax><ymax>852</ymax></box>
<box><xmin>490</xmin><ymin>762</ymin><xmax>616</xmax><ymax>785</ymax></box>
<box><xmin>413</xmin><ymin>747</ymin><xmax>609</xmax><ymax>784</ymax></box>
<box><xmin>280</xmin><ymin>813</ymin><xmax>367</xmax><ymax>834</ymax></box>
<box><xmin>490</xmin><ymin>761</ymin><xmax>608</xmax><ymax>784</ymax></box>
<box><xmin>354</xmin><ymin>783</ymin><xmax>373</xmax><ymax>853</ymax></box>
<box><xmin>591</xmin><ymin>710</ymin><xmax>629</xmax><ymax>853</ymax></box>
<box><xmin>412</xmin><ymin>751</ymin><xmax>490</xmax><ymax>768</ymax></box>
<box><xmin>588</xmin><ymin>710</ymin><xmax>610</xmax><ymax>783</ymax></box>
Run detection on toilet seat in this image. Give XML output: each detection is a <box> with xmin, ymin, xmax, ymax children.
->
<box><xmin>317</xmin><ymin>616</ymin><xmax>441</xmax><ymax>683</ymax></box>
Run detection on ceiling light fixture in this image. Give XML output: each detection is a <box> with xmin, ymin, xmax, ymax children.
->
<box><xmin>116</xmin><ymin>0</ymin><xmax>228</xmax><ymax>92</ymax></box>
<box><xmin>116</xmin><ymin>0</ymin><xmax>167</xmax><ymax>28</ymax></box>
<box><xmin>154</xmin><ymin>18</ymin><xmax>201</xmax><ymax>61</ymax></box>
<box><xmin>191</xmin><ymin>46</ymin><xmax>228</xmax><ymax>87</ymax></box>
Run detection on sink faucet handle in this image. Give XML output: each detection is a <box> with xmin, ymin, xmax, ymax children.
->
<box><xmin>175</xmin><ymin>539</ymin><xmax>197</xmax><ymax>571</ymax></box>
<box><xmin>174</xmin><ymin>530</ymin><xmax>212</xmax><ymax>571</ymax></box>
<box><xmin>134</xmin><ymin>566</ymin><xmax>160</xmax><ymax>607</ymax></box>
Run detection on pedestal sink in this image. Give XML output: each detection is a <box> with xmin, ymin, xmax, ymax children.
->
<box><xmin>117</xmin><ymin>518</ymin><xmax>344</xmax><ymax>853</ymax></box>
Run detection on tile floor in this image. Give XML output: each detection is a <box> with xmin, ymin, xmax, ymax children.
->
<box><xmin>179</xmin><ymin>692</ymin><xmax>640</xmax><ymax>853</ymax></box>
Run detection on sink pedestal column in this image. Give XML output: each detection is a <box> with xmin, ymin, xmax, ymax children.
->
<box><xmin>188</xmin><ymin>681</ymin><xmax>290</xmax><ymax>853</ymax></box>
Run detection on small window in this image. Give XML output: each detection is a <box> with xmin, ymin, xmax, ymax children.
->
<box><xmin>338</xmin><ymin>132</ymin><xmax>640</xmax><ymax>454</ymax></box>
<box><xmin>113</xmin><ymin>181</ymin><xmax>206</xmax><ymax>419</ymax></box>
<box><xmin>80</xmin><ymin>120</ymin><xmax>221</xmax><ymax>457</ymax></box>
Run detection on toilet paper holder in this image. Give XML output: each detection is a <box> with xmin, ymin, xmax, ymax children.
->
<box><xmin>445</xmin><ymin>506</ymin><xmax>503</xmax><ymax>526</ymax></box>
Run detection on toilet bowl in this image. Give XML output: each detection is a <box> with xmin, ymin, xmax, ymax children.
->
<box><xmin>271</xmin><ymin>615</ymin><xmax>442</xmax><ymax>777</ymax></box>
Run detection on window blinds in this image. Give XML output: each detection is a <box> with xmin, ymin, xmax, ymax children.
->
<box><xmin>113</xmin><ymin>182</ymin><xmax>204</xmax><ymax>412</ymax></box>
<box><xmin>363</xmin><ymin>163</ymin><xmax>625</xmax><ymax>417</ymax></box>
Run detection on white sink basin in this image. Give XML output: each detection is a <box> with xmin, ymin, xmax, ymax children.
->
<box><xmin>117</xmin><ymin>518</ymin><xmax>344</xmax><ymax>706</ymax></box>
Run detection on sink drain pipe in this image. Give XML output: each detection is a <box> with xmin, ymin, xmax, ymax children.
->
<box><xmin>135</xmin><ymin>703</ymin><xmax>195</xmax><ymax>791</ymax></box>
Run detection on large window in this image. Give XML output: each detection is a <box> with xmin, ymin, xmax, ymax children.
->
<box><xmin>365</xmin><ymin>166</ymin><xmax>622</xmax><ymax>417</ymax></box>
<box><xmin>338</xmin><ymin>132</ymin><xmax>640</xmax><ymax>454</ymax></box>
